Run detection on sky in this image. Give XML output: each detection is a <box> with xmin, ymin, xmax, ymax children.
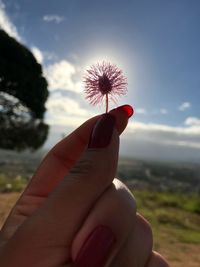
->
<box><xmin>0</xmin><ymin>0</ymin><xmax>200</xmax><ymax>162</ymax></box>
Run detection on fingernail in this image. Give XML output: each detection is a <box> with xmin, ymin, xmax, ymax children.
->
<box><xmin>115</xmin><ymin>104</ymin><xmax>134</xmax><ymax>118</ymax></box>
<box><xmin>73</xmin><ymin>226</ymin><xmax>115</xmax><ymax>267</ymax></box>
<box><xmin>88</xmin><ymin>114</ymin><xmax>115</xmax><ymax>148</ymax></box>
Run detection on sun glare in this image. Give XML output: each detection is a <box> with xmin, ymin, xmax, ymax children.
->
<box><xmin>82</xmin><ymin>48</ymin><xmax>129</xmax><ymax>73</ymax></box>
<box><xmin>79</xmin><ymin>46</ymin><xmax>138</xmax><ymax>109</ymax></box>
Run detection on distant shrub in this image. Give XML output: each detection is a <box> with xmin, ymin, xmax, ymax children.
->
<box><xmin>0</xmin><ymin>174</ymin><xmax>27</xmax><ymax>192</ymax></box>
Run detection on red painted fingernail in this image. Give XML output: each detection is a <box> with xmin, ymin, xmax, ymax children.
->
<box><xmin>115</xmin><ymin>104</ymin><xmax>134</xmax><ymax>118</ymax></box>
<box><xmin>88</xmin><ymin>114</ymin><xmax>115</xmax><ymax>148</ymax></box>
<box><xmin>73</xmin><ymin>226</ymin><xmax>115</xmax><ymax>267</ymax></box>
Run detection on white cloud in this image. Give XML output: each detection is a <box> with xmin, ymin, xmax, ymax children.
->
<box><xmin>184</xmin><ymin>117</ymin><xmax>200</xmax><ymax>126</ymax></box>
<box><xmin>178</xmin><ymin>102</ymin><xmax>191</xmax><ymax>111</ymax></box>
<box><xmin>45</xmin><ymin>92</ymin><xmax>94</xmax><ymax>126</ymax></box>
<box><xmin>136</xmin><ymin>107</ymin><xmax>168</xmax><ymax>115</ymax></box>
<box><xmin>44</xmin><ymin>60</ymin><xmax>82</xmax><ymax>93</ymax></box>
<box><xmin>0</xmin><ymin>0</ymin><xmax>21</xmax><ymax>41</ymax></box>
<box><xmin>47</xmin><ymin>94</ymin><xmax>88</xmax><ymax>117</ymax></box>
<box><xmin>31</xmin><ymin>48</ymin><xmax>59</xmax><ymax>64</ymax></box>
<box><xmin>31</xmin><ymin>46</ymin><xmax>43</xmax><ymax>64</ymax></box>
<box><xmin>126</xmin><ymin>120</ymin><xmax>200</xmax><ymax>148</ymax></box>
<box><xmin>136</xmin><ymin>108</ymin><xmax>146</xmax><ymax>114</ymax></box>
<box><xmin>44</xmin><ymin>114</ymin><xmax>200</xmax><ymax>162</ymax></box>
<box><xmin>160</xmin><ymin>108</ymin><xmax>168</xmax><ymax>114</ymax></box>
<box><xmin>43</xmin><ymin>15</ymin><xmax>65</xmax><ymax>24</ymax></box>
<box><xmin>115</xmin><ymin>120</ymin><xmax>200</xmax><ymax>161</ymax></box>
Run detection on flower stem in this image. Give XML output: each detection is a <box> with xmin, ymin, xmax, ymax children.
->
<box><xmin>106</xmin><ymin>94</ymin><xmax>108</xmax><ymax>113</ymax></box>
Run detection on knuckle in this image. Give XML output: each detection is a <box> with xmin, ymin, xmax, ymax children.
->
<box><xmin>67</xmin><ymin>149</ymin><xmax>116</xmax><ymax>185</ymax></box>
<box><xmin>113</xmin><ymin>178</ymin><xmax>137</xmax><ymax>215</ymax></box>
<box><xmin>68</xmin><ymin>152</ymin><xmax>96</xmax><ymax>180</ymax></box>
<box><xmin>70</xmin><ymin>158</ymin><xmax>93</xmax><ymax>177</ymax></box>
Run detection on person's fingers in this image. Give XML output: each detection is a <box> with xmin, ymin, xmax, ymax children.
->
<box><xmin>71</xmin><ymin>179</ymin><xmax>136</xmax><ymax>267</ymax></box>
<box><xmin>0</xmin><ymin>105</ymin><xmax>133</xmax><ymax>243</ymax></box>
<box><xmin>111</xmin><ymin>213</ymin><xmax>153</xmax><ymax>267</ymax></box>
<box><xmin>146</xmin><ymin>251</ymin><xmax>169</xmax><ymax>267</ymax></box>
<box><xmin>26</xmin><ymin>104</ymin><xmax>133</xmax><ymax>197</ymax></box>
<box><xmin>0</xmin><ymin>112</ymin><xmax>129</xmax><ymax>266</ymax></box>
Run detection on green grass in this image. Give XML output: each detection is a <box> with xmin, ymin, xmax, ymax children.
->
<box><xmin>0</xmin><ymin>175</ymin><xmax>199</xmax><ymax>245</ymax></box>
<box><xmin>134</xmin><ymin>190</ymin><xmax>200</xmax><ymax>214</ymax></box>
<box><xmin>0</xmin><ymin>174</ymin><xmax>27</xmax><ymax>192</ymax></box>
<box><xmin>133</xmin><ymin>190</ymin><xmax>200</xmax><ymax>244</ymax></box>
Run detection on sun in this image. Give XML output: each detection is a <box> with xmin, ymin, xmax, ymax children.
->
<box><xmin>82</xmin><ymin>47</ymin><xmax>129</xmax><ymax>73</ymax></box>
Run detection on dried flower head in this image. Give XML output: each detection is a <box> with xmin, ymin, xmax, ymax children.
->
<box><xmin>84</xmin><ymin>61</ymin><xmax>127</xmax><ymax>112</ymax></box>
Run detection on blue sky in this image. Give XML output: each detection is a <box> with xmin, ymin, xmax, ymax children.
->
<box><xmin>0</xmin><ymin>0</ymin><xmax>200</xmax><ymax>161</ymax></box>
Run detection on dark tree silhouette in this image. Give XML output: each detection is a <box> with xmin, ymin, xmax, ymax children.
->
<box><xmin>0</xmin><ymin>29</ymin><xmax>49</xmax><ymax>151</ymax></box>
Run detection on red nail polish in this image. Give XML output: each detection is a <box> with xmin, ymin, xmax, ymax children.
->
<box><xmin>73</xmin><ymin>226</ymin><xmax>115</xmax><ymax>267</ymax></box>
<box><xmin>115</xmin><ymin>104</ymin><xmax>134</xmax><ymax>118</ymax></box>
<box><xmin>88</xmin><ymin>114</ymin><xmax>115</xmax><ymax>148</ymax></box>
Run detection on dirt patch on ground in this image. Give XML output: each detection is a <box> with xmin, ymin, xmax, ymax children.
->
<box><xmin>0</xmin><ymin>192</ymin><xmax>21</xmax><ymax>226</ymax></box>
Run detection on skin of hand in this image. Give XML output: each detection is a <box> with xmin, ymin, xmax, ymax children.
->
<box><xmin>0</xmin><ymin>105</ymin><xmax>169</xmax><ymax>267</ymax></box>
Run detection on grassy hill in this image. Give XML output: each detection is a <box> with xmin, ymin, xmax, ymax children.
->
<box><xmin>0</xmin><ymin>149</ymin><xmax>199</xmax><ymax>266</ymax></box>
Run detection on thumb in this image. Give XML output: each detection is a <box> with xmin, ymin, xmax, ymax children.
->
<box><xmin>70</xmin><ymin>113</ymin><xmax>119</xmax><ymax>191</ymax></box>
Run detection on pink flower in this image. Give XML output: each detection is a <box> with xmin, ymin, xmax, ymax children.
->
<box><xmin>84</xmin><ymin>62</ymin><xmax>127</xmax><ymax>112</ymax></box>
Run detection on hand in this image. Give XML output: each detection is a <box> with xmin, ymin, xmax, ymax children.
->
<box><xmin>0</xmin><ymin>105</ymin><xmax>169</xmax><ymax>267</ymax></box>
